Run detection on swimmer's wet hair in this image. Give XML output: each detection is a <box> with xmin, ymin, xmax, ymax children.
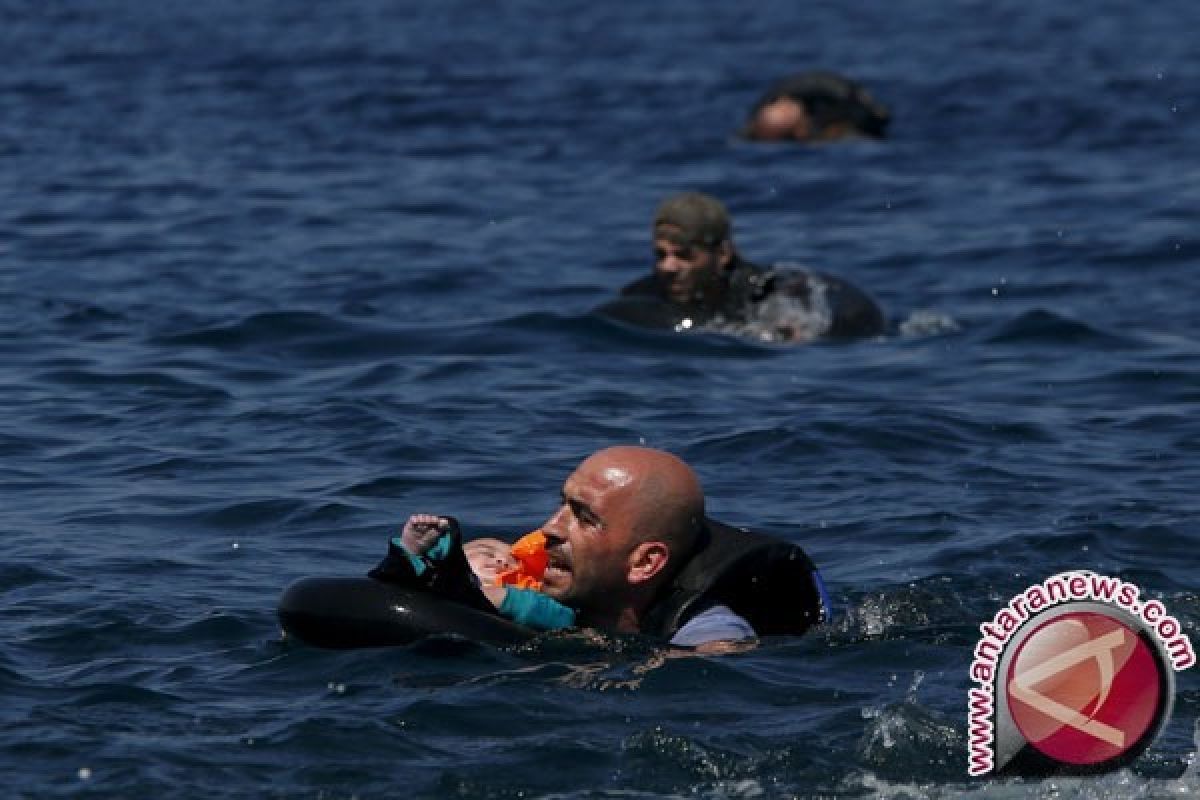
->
<box><xmin>748</xmin><ymin>71</ymin><xmax>891</xmax><ymax>138</ymax></box>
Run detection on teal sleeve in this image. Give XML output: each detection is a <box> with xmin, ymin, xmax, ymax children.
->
<box><xmin>499</xmin><ymin>589</ymin><xmax>576</xmax><ymax>631</ymax></box>
<box><xmin>390</xmin><ymin>531</ymin><xmax>454</xmax><ymax>577</ymax></box>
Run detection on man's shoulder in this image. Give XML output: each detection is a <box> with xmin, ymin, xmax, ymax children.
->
<box><xmin>594</xmin><ymin>275</ymin><xmax>683</xmax><ymax>329</ymax></box>
<box><xmin>761</xmin><ymin>263</ymin><xmax>871</xmax><ymax>300</ymax></box>
<box><xmin>617</xmin><ymin>274</ymin><xmax>660</xmax><ymax>297</ymax></box>
<box><xmin>752</xmin><ymin>263</ymin><xmax>887</xmax><ymax>337</ymax></box>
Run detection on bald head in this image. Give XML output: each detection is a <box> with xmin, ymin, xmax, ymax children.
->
<box><xmin>582</xmin><ymin>446</ymin><xmax>705</xmax><ymax>556</ymax></box>
<box><xmin>539</xmin><ymin>446</ymin><xmax>707</xmax><ymax>627</ymax></box>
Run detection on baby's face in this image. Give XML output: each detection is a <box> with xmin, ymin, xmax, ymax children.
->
<box><xmin>463</xmin><ymin>538</ymin><xmax>518</xmax><ymax>585</ymax></box>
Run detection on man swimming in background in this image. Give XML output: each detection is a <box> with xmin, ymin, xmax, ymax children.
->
<box><xmin>741</xmin><ymin>71</ymin><xmax>890</xmax><ymax>143</ymax></box>
<box><xmin>596</xmin><ymin>192</ymin><xmax>886</xmax><ymax>343</ymax></box>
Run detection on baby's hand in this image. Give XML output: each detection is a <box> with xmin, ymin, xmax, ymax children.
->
<box><xmin>400</xmin><ymin>513</ymin><xmax>449</xmax><ymax>556</ymax></box>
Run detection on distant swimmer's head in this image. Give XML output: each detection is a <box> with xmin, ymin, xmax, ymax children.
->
<box><xmin>652</xmin><ymin>192</ymin><xmax>736</xmax><ymax>307</ymax></box>
<box><xmin>742</xmin><ymin>71</ymin><xmax>890</xmax><ymax>143</ymax></box>
<box><xmin>747</xmin><ymin>96</ymin><xmax>812</xmax><ymax>141</ymax></box>
<box><xmin>463</xmin><ymin>538</ymin><xmax>518</xmax><ymax>586</ymax></box>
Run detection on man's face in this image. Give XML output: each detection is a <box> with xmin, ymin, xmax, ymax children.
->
<box><xmin>653</xmin><ymin>229</ymin><xmax>728</xmax><ymax>306</ymax></box>
<box><xmin>746</xmin><ymin>97</ymin><xmax>812</xmax><ymax>141</ymax></box>
<box><xmin>538</xmin><ymin>456</ymin><xmax>641</xmax><ymax>610</ymax></box>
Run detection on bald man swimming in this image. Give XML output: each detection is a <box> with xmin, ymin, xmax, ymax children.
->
<box><xmin>370</xmin><ymin>446</ymin><xmax>828</xmax><ymax>648</ymax></box>
<box><xmin>535</xmin><ymin>446</ymin><xmax>754</xmax><ymax>644</ymax></box>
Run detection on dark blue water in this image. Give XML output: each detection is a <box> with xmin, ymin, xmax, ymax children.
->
<box><xmin>3</xmin><ymin>1</ymin><xmax>1198</xmax><ymax>796</ymax></box>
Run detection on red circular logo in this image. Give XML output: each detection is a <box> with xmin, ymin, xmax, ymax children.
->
<box><xmin>1005</xmin><ymin>611</ymin><xmax>1163</xmax><ymax>766</ymax></box>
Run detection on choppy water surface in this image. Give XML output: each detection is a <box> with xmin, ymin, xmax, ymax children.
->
<box><xmin>2</xmin><ymin>1</ymin><xmax>1198</xmax><ymax>797</ymax></box>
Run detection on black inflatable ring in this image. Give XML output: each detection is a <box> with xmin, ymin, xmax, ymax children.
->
<box><xmin>278</xmin><ymin>577</ymin><xmax>535</xmax><ymax>649</ymax></box>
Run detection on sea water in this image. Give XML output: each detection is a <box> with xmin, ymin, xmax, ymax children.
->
<box><xmin>1</xmin><ymin>1</ymin><xmax>1197</xmax><ymax>797</ymax></box>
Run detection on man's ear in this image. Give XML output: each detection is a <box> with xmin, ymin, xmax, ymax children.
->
<box><xmin>716</xmin><ymin>240</ymin><xmax>734</xmax><ymax>271</ymax></box>
<box><xmin>627</xmin><ymin>541</ymin><xmax>670</xmax><ymax>585</ymax></box>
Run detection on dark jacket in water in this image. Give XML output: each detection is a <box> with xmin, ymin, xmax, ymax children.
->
<box><xmin>597</xmin><ymin>257</ymin><xmax>885</xmax><ymax>342</ymax></box>
<box><xmin>643</xmin><ymin>518</ymin><xmax>828</xmax><ymax>639</ymax></box>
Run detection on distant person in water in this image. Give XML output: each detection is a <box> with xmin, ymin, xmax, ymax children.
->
<box><xmin>596</xmin><ymin>192</ymin><xmax>886</xmax><ymax>343</ymax></box>
<box><xmin>741</xmin><ymin>71</ymin><xmax>890</xmax><ymax>143</ymax></box>
<box><xmin>369</xmin><ymin>514</ymin><xmax>576</xmax><ymax>631</ymax></box>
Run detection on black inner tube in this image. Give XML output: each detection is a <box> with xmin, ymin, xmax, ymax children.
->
<box><xmin>277</xmin><ymin>576</ymin><xmax>534</xmax><ymax>649</ymax></box>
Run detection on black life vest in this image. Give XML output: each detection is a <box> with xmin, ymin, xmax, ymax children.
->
<box><xmin>597</xmin><ymin>260</ymin><xmax>885</xmax><ymax>341</ymax></box>
<box><xmin>641</xmin><ymin>518</ymin><xmax>828</xmax><ymax>639</ymax></box>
